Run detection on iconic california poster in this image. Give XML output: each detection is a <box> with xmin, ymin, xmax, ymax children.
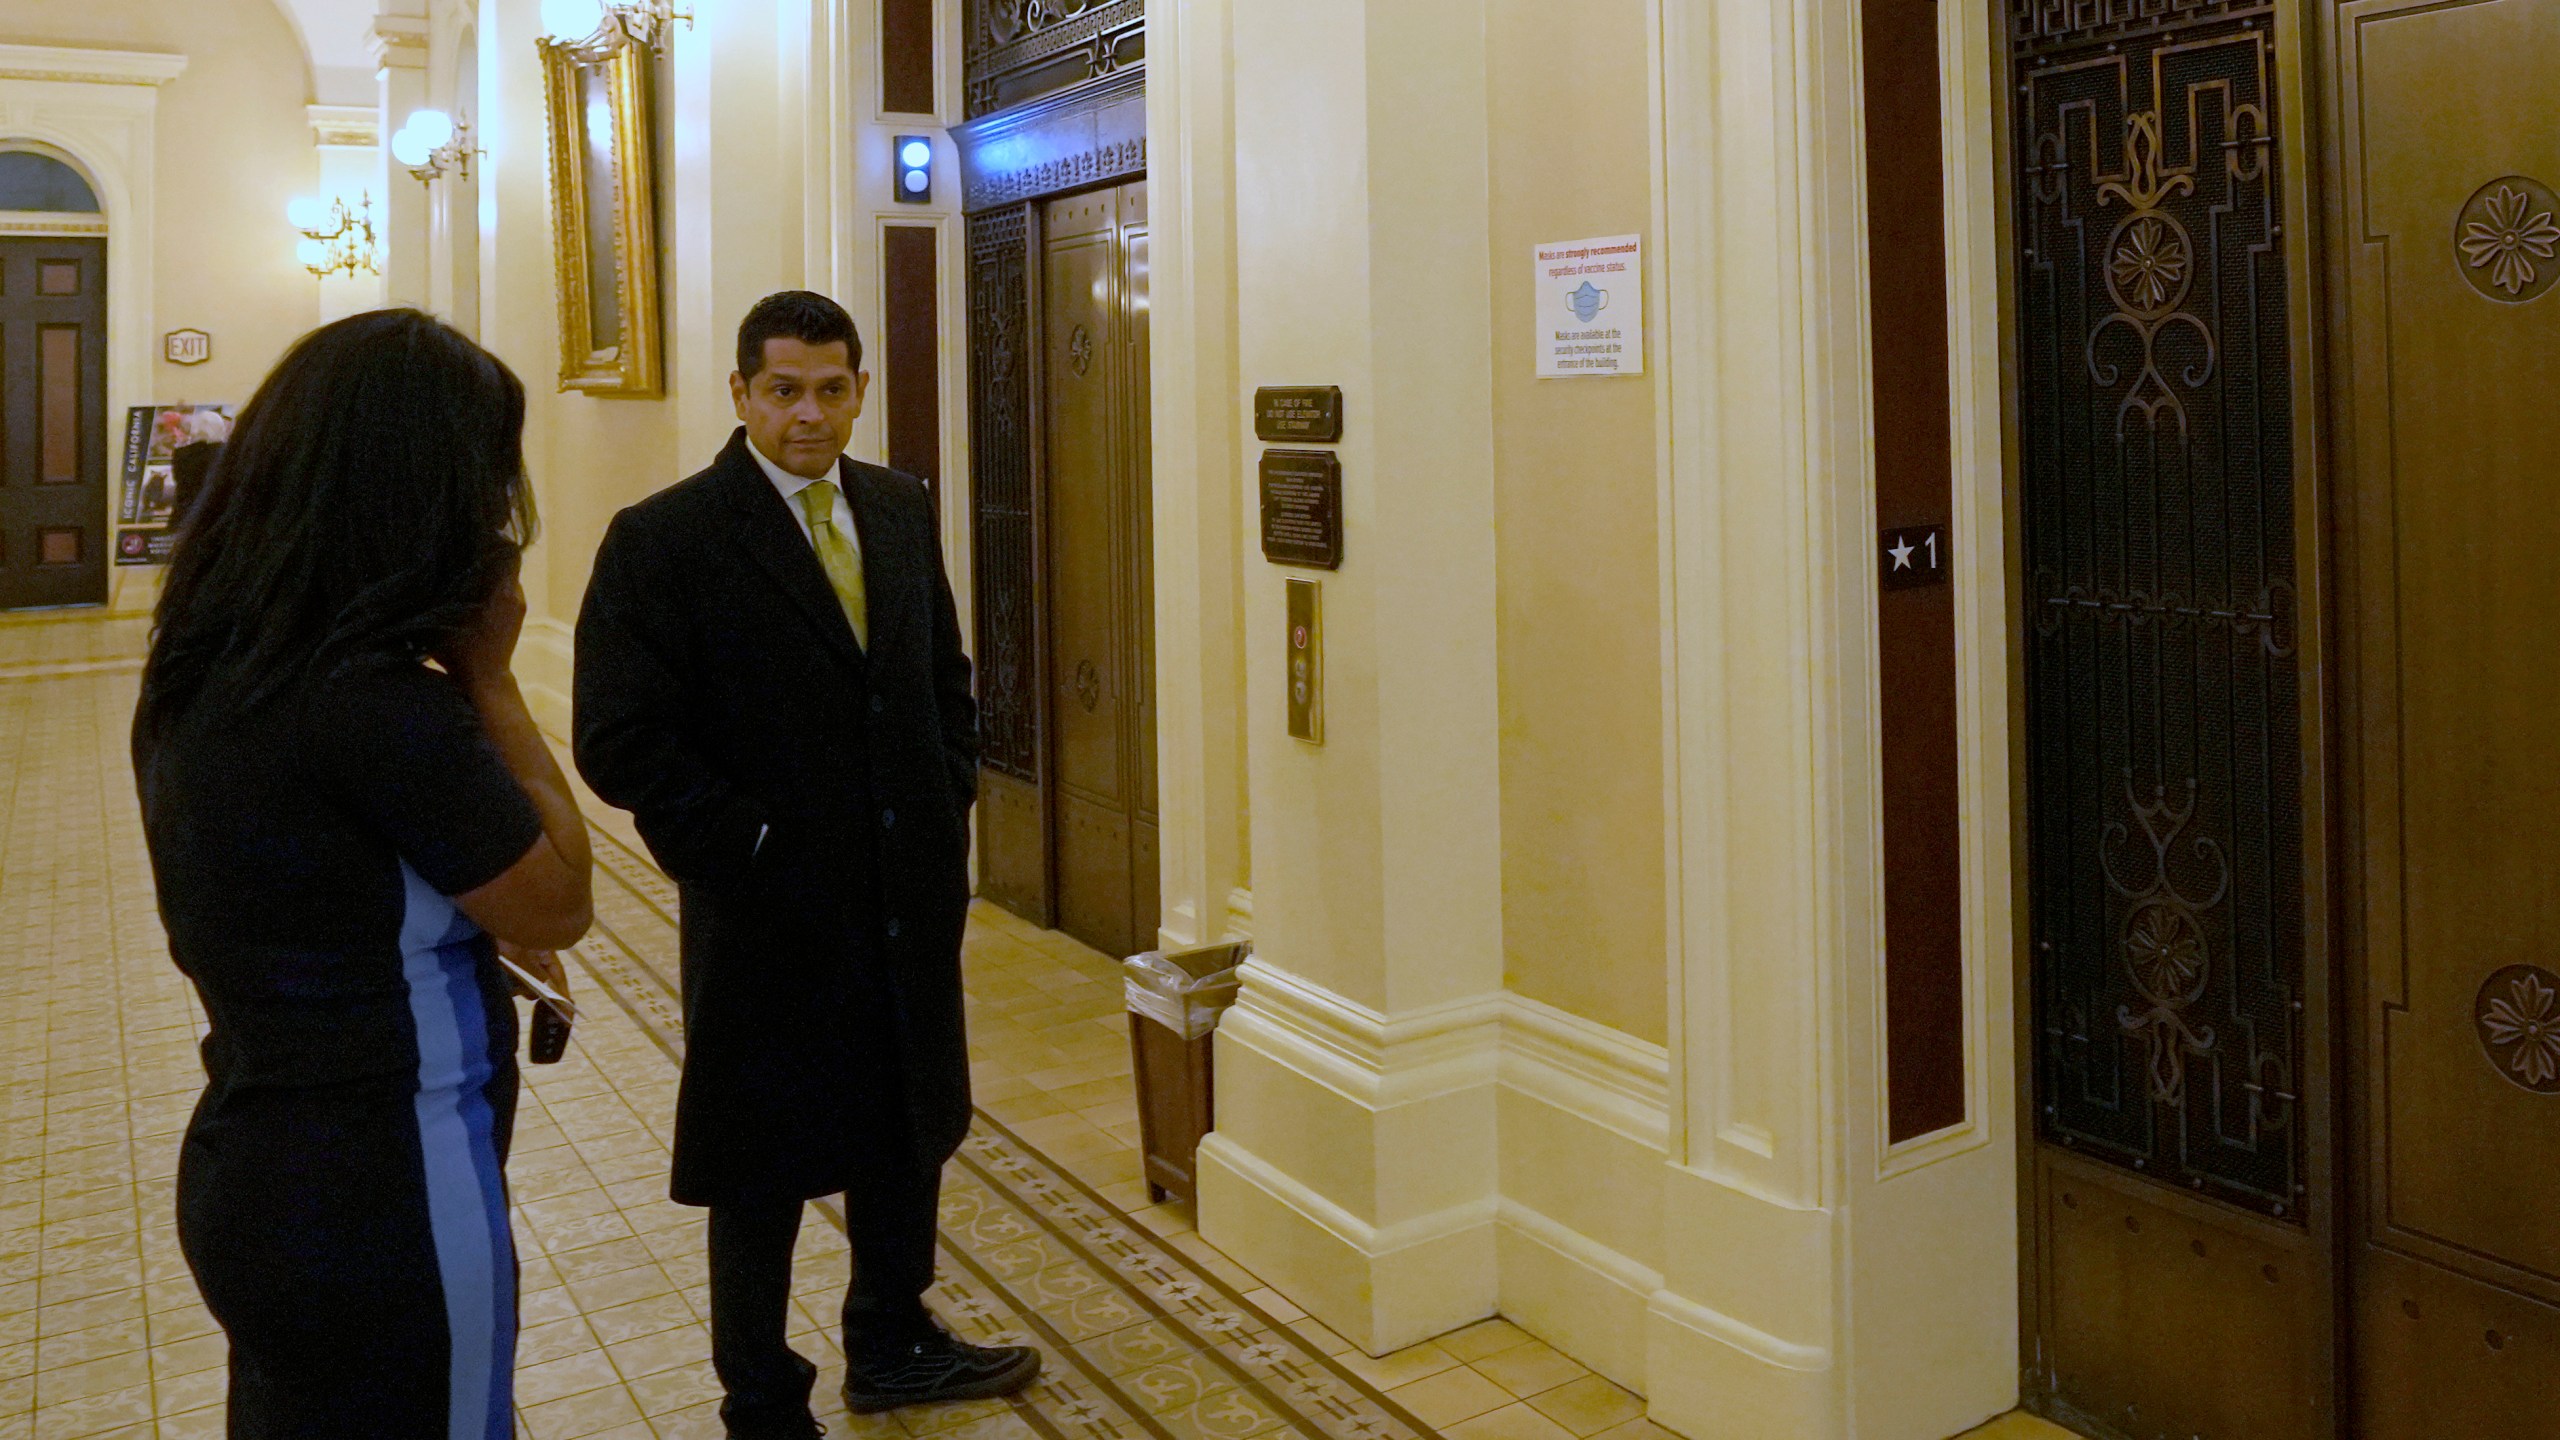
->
<box><xmin>115</xmin><ymin>404</ymin><xmax>232</xmax><ymax>565</ymax></box>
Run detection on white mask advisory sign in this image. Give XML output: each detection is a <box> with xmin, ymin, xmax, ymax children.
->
<box><xmin>1533</xmin><ymin>234</ymin><xmax>1644</xmax><ymax>378</ymax></box>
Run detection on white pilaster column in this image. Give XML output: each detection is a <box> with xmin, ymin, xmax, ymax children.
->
<box><xmin>1194</xmin><ymin>0</ymin><xmax>1507</xmax><ymax>1357</ymax></box>
<box><xmin>1644</xmin><ymin>0</ymin><xmax>2019</xmax><ymax>1432</ymax></box>
<box><xmin>669</xmin><ymin>0</ymin><xmax>798</xmax><ymax>463</ymax></box>
<box><xmin>423</xmin><ymin>2</ymin><xmax>480</xmax><ymax>336</ymax></box>
<box><xmin>1146</xmin><ymin>0</ymin><xmax>1248</xmax><ymax>955</ymax></box>
<box><xmin>373</xmin><ymin>12</ymin><xmax>432</xmax><ymax>310</ymax></box>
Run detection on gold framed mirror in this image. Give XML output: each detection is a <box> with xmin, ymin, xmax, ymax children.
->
<box><xmin>538</xmin><ymin>34</ymin><xmax>662</xmax><ymax>396</ymax></box>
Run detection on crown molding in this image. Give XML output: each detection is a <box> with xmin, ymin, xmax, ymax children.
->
<box><xmin>0</xmin><ymin>214</ymin><xmax>108</xmax><ymax>236</ymax></box>
<box><xmin>307</xmin><ymin>104</ymin><xmax>379</xmax><ymax>149</ymax></box>
<box><xmin>369</xmin><ymin>16</ymin><xmax>430</xmax><ymax>69</ymax></box>
<box><xmin>0</xmin><ymin>45</ymin><xmax>188</xmax><ymax>88</ymax></box>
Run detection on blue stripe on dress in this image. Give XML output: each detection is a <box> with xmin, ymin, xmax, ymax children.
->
<box><xmin>399</xmin><ymin>862</ymin><xmax>517</xmax><ymax>1440</ymax></box>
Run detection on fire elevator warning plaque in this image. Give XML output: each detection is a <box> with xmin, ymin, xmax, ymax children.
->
<box><xmin>1534</xmin><ymin>234</ymin><xmax>1644</xmax><ymax>378</ymax></box>
<box><xmin>1259</xmin><ymin>449</ymin><xmax>1344</xmax><ymax>570</ymax></box>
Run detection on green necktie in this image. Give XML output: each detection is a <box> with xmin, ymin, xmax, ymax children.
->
<box><xmin>795</xmin><ymin>480</ymin><xmax>868</xmax><ymax>649</ymax></box>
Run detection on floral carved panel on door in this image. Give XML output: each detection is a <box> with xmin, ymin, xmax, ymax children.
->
<box><xmin>2454</xmin><ymin>176</ymin><xmax>2560</xmax><ymax>303</ymax></box>
<box><xmin>2475</xmin><ymin>965</ymin><xmax>2560</xmax><ymax>1093</ymax></box>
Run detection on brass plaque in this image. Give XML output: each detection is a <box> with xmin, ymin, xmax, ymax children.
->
<box><xmin>1286</xmin><ymin>578</ymin><xmax>1323</xmax><ymax>744</ymax></box>
<box><xmin>1259</xmin><ymin>449</ymin><xmax>1343</xmax><ymax>570</ymax></box>
<box><xmin>1253</xmin><ymin>385</ymin><xmax>1343</xmax><ymax>443</ymax></box>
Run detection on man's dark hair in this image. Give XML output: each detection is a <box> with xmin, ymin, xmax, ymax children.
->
<box><xmin>736</xmin><ymin>290</ymin><xmax>862</xmax><ymax>379</ymax></box>
<box><xmin>140</xmin><ymin>308</ymin><xmax>533</xmax><ymax>732</ymax></box>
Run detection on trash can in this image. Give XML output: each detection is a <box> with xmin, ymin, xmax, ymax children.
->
<box><xmin>1123</xmin><ymin>940</ymin><xmax>1248</xmax><ymax>1204</ymax></box>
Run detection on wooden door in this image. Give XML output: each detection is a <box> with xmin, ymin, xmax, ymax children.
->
<box><xmin>1040</xmin><ymin>180</ymin><xmax>1157</xmax><ymax>960</ymax></box>
<box><xmin>2324</xmin><ymin>0</ymin><xmax>2560</xmax><ymax>1429</ymax></box>
<box><xmin>2008</xmin><ymin>2</ymin><xmax>2338</xmax><ymax>1433</ymax></box>
<box><xmin>0</xmin><ymin>238</ymin><xmax>107</xmax><ymax>610</ymax></box>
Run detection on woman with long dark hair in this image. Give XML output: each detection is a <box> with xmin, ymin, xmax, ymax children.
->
<box><xmin>134</xmin><ymin>310</ymin><xmax>592</xmax><ymax>1437</ymax></box>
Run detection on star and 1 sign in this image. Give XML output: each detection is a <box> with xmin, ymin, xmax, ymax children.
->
<box><xmin>1879</xmin><ymin>523</ymin><xmax>1949</xmax><ymax>591</ymax></box>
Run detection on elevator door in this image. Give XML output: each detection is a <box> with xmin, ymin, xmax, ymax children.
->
<box><xmin>1040</xmin><ymin>181</ymin><xmax>1158</xmax><ymax>960</ymax></box>
<box><xmin>0</xmin><ymin>237</ymin><xmax>107</xmax><ymax>611</ymax></box>
<box><xmin>2009</xmin><ymin>1</ymin><xmax>2337</xmax><ymax>1433</ymax></box>
<box><xmin>2326</xmin><ymin>0</ymin><xmax>2560</xmax><ymax>1429</ymax></box>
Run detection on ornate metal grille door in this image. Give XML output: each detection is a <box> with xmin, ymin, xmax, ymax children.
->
<box><xmin>969</xmin><ymin>204</ymin><xmax>1053</xmax><ymax>920</ymax></box>
<box><xmin>2011</xmin><ymin>0</ymin><xmax>2333</xmax><ymax>1432</ymax></box>
<box><xmin>2018</xmin><ymin>0</ymin><xmax>2303</xmax><ymax>1212</ymax></box>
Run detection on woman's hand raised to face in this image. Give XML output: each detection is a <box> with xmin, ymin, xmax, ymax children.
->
<box><xmin>438</xmin><ymin>566</ymin><xmax>529</xmax><ymax>692</ymax></box>
<box><xmin>448</xmin><ymin>556</ymin><xmax>596</xmax><ymax>953</ymax></box>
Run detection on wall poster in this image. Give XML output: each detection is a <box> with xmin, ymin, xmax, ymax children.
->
<box><xmin>1532</xmin><ymin>234</ymin><xmax>1644</xmax><ymax>377</ymax></box>
<box><xmin>115</xmin><ymin>404</ymin><xmax>232</xmax><ymax>565</ymax></box>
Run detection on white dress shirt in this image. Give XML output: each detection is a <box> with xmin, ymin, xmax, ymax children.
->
<box><xmin>748</xmin><ymin>437</ymin><xmax>862</xmax><ymax>561</ymax></box>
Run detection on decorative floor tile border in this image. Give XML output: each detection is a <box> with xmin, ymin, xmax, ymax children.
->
<box><xmin>574</xmin><ymin>829</ymin><xmax>1444</xmax><ymax>1440</ymax></box>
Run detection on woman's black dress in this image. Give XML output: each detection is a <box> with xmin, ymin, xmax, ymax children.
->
<box><xmin>136</xmin><ymin>650</ymin><xmax>542</xmax><ymax>1439</ymax></box>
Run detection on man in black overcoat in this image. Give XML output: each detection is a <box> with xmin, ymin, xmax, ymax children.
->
<box><xmin>573</xmin><ymin>292</ymin><xmax>1038</xmax><ymax>1438</ymax></box>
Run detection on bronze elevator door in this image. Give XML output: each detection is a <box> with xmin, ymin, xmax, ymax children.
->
<box><xmin>2326</xmin><ymin>0</ymin><xmax>2560</xmax><ymax>1430</ymax></box>
<box><xmin>1040</xmin><ymin>181</ymin><xmax>1159</xmax><ymax>960</ymax></box>
<box><xmin>2010</xmin><ymin>1</ymin><xmax>2338</xmax><ymax>1434</ymax></box>
<box><xmin>0</xmin><ymin>238</ymin><xmax>108</xmax><ymax>611</ymax></box>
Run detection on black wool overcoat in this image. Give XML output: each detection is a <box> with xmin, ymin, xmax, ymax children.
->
<box><xmin>572</xmin><ymin>430</ymin><xmax>978</xmax><ymax>1206</ymax></box>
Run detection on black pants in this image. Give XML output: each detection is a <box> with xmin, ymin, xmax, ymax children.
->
<box><xmin>707</xmin><ymin>1148</ymin><xmax>944</xmax><ymax>1426</ymax></box>
<box><xmin>183</xmin><ymin>1064</ymin><xmax>519</xmax><ymax>1439</ymax></box>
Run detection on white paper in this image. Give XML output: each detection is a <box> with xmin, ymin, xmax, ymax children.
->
<box><xmin>1533</xmin><ymin>234</ymin><xmax>1644</xmax><ymax>378</ymax></box>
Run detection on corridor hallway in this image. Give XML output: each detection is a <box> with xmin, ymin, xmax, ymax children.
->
<box><xmin>0</xmin><ymin>614</ymin><xmax>1771</xmax><ymax>1440</ymax></box>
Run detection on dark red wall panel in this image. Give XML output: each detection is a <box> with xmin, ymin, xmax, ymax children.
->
<box><xmin>883</xmin><ymin>0</ymin><xmax>935</xmax><ymax>115</ymax></box>
<box><xmin>884</xmin><ymin>224</ymin><xmax>942</xmax><ymax>495</ymax></box>
<box><xmin>1863</xmin><ymin>0</ymin><xmax>1965</xmax><ymax>1143</ymax></box>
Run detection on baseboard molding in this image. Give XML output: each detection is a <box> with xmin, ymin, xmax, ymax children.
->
<box><xmin>1225</xmin><ymin>962</ymin><xmax>1668</xmax><ymax>1149</ymax></box>
<box><xmin>1644</xmin><ymin>1285</ymin><xmax>1840</xmax><ymax>1439</ymax></box>
<box><xmin>1210</xmin><ymin>963</ymin><xmax>1676</xmax><ymax>1369</ymax></box>
<box><xmin>1500</xmin><ymin>994</ymin><xmax>1670</xmax><ymax>1153</ymax></box>
<box><xmin>1499</xmin><ymin>1198</ymin><xmax>1663</xmax><ymax>1298</ymax></box>
<box><xmin>1200</xmin><ymin>1132</ymin><xmax>1499</xmax><ymax>1258</ymax></box>
<box><xmin>1222</xmin><ymin>960</ymin><xmax>1506</xmax><ymax>1109</ymax></box>
<box><xmin>1648</xmin><ymin>1283</ymin><xmax>1828</xmax><ymax>1373</ymax></box>
<box><xmin>1197</xmin><ymin>1131</ymin><xmax>1499</xmax><ymax>1355</ymax></box>
<box><xmin>1495</xmin><ymin>1199</ymin><xmax>1659</xmax><ymax>1393</ymax></box>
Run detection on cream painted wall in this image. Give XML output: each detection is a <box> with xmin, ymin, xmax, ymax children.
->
<box><xmin>0</xmin><ymin>1</ymin><xmax>319</xmax><ymax>405</ymax></box>
<box><xmin>469</xmin><ymin>0</ymin><xmax>843</xmax><ymax>722</ymax></box>
<box><xmin>1486</xmin><ymin>0</ymin><xmax>1666</xmax><ymax>1048</ymax></box>
<box><xmin>470</xmin><ymin>0</ymin><xmax>689</xmax><ymax>716</ymax></box>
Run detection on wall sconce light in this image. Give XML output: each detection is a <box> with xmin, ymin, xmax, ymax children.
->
<box><xmin>542</xmin><ymin>0</ymin><xmax>692</xmax><ymax>54</ymax></box>
<box><xmin>290</xmin><ymin>193</ymin><xmax>380</xmax><ymax>279</ymax></box>
<box><xmin>392</xmin><ymin>109</ymin><xmax>480</xmax><ymax>184</ymax></box>
<box><xmin>893</xmin><ymin>135</ymin><xmax>935</xmax><ymax>204</ymax></box>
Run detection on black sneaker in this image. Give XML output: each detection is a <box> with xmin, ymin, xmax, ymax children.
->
<box><xmin>726</xmin><ymin>1415</ymin><xmax>825</xmax><ymax>1440</ymax></box>
<box><xmin>841</xmin><ymin>1328</ymin><xmax>1043</xmax><ymax>1413</ymax></box>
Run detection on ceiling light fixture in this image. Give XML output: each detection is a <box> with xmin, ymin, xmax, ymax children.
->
<box><xmin>291</xmin><ymin>193</ymin><xmax>380</xmax><ymax>280</ymax></box>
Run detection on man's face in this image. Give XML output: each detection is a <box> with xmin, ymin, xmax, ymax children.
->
<box><xmin>730</xmin><ymin>337</ymin><xmax>868</xmax><ymax>479</ymax></box>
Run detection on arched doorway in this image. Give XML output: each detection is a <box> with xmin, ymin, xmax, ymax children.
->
<box><xmin>0</xmin><ymin>144</ymin><xmax>110</xmax><ymax>611</ymax></box>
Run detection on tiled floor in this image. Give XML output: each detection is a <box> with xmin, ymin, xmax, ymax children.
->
<box><xmin>0</xmin><ymin>613</ymin><xmax>2072</xmax><ymax>1440</ymax></box>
